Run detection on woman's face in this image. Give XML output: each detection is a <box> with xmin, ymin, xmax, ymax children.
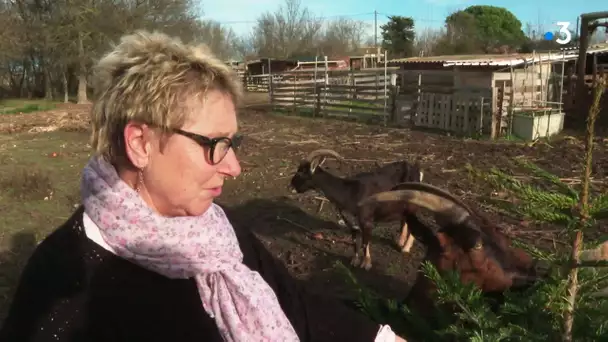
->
<box><xmin>124</xmin><ymin>90</ymin><xmax>241</xmax><ymax>217</ymax></box>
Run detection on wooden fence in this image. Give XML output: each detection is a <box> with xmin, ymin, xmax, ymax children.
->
<box><xmin>270</xmin><ymin>69</ymin><xmax>394</xmax><ymax>124</ymax></box>
<box><xmin>414</xmin><ymin>93</ymin><xmax>492</xmax><ymax>135</ymax></box>
<box><xmin>392</xmin><ymin>70</ymin><xmax>493</xmax><ymax>134</ymax></box>
<box><xmin>268</xmin><ymin>67</ymin><xmax>607</xmax><ymax>138</ymax></box>
<box><xmin>269</xmin><ymin>68</ymin><xmax>498</xmax><ymax>133</ymax></box>
<box><xmin>245</xmin><ymin>74</ymin><xmax>271</xmax><ymax>92</ymax></box>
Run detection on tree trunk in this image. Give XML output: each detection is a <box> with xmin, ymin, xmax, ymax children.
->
<box><xmin>44</xmin><ymin>66</ymin><xmax>53</xmax><ymax>100</ymax></box>
<box><xmin>77</xmin><ymin>33</ymin><xmax>89</xmax><ymax>104</ymax></box>
<box><xmin>77</xmin><ymin>73</ymin><xmax>88</xmax><ymax>104</ymax></box>
<box><xmin>19</xmin><ymin>59</ymin><xmax>27</xmax><ymax>98</ymax></box>
<box><xmin>63</xmin><ymin>70</ymin><xmax>69</xmax><ymax>103</ymax></box>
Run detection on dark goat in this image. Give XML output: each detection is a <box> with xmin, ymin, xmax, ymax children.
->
<box><xmin>289</xmin><ymin>149</ymin><xmax>424</xmax><ymax>270</ymax></box>
<box><xmin>358</xmin><ymin>182</ymin><xmax>548</xmax><ymax>315</ymax></box>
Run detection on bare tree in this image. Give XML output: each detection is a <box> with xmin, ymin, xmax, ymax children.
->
<box><xmin>233</xmin><ymin>33</ymin><xmax>257</xmax><ymax>60</ymax></box>
<box><xmin>251</xmin><ymin>0</ymin><xmax>323</xmax><ymax>58</ymax></box>
<box><xmin>414</xmin><ymin>27</ymin><xmax>443</xmax><ymax>56</ymax></box>
<box><xmin>317</xmin><ymin>17</ymin><xmax>368</xmax><ymax>57</ymax></box>
<box><xmin>193</xmin><ymin>20</ymin><xmax>240</xmax><ymax>59</ymax></box>
<box><xmin>0</xmin><ymin>0</ymin><xmax>232</xmax><ymax>101</ymax></box>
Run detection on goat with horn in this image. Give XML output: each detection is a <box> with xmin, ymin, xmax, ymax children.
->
<box><xmin>358</xmin><ymin>182</ymin><xmax>551</xmax><ymax>315</ymax></box>
<box><xmin>289</xmin><ymin>149</ymin><xmax>426</xmax><ymax>270</ymax></box>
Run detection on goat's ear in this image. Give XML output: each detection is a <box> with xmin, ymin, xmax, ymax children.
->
<box><xmin>468</xmin><ymin>239</ymin><xmax>487</xmax><ymax>269</ymax></box>
<box><xmin>442</xmin><ymin>224</ymin><xmax>482</xmax><ymax>251</ymax></box>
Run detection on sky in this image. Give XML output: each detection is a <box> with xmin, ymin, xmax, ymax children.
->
<box><xmin>201</xmin><ymin>0</ymin><xmax>606</xmax><ymax>40</ymax></box>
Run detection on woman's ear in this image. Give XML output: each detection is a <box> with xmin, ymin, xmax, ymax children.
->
<box><xmin>123</xmin><ymin>122</ymin><xmax>153</xmax><ymax>169</ymax></box>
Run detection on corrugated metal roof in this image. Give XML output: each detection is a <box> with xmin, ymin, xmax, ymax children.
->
<box><xmin>389</xmin><ymin>44</ymin><xmax>608</xmax><ymax>67</ymax></box>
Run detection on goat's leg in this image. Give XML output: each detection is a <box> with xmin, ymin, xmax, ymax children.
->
<box><xmin>359</xmin><ymin>223</ymin><xmax>373</xmax><ymax>270</ymax></box>
<box><xmin>337</xmin><ymin>211</ymin><xmax>360</xmax><ymax>231</ymax></box>
<box><xmin>349</xmin><ymin>226</ymin><xmax>362</xmax><ymax>267</ymax></box>
<box><xmin>334</xmin><ymin>211</ymin><xmax>361</xmax><ymax>267</ymax></box>
<box><xmin>396</xmin><ymin>219</ymin><xmax>409</xmax><ymax>248</ymax></box>
<box><xmin>401</xmin><ymin>230</ymin><xmax>416</xmax><ymax>254</ymax></box>
<box><xmin>398</xmin><ymin>215</ymin><xmax>416</xmax><ymax>254</ymax></box>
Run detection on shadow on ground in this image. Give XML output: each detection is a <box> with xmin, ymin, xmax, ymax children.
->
<box><xmin>0</xmin><ymin>231</ymin><xmax>38</xmax><ymax>326</ymax></box>
<box><xmin>221</xmin><ymin>197</ymin><xmax>425</xmax><ymax>341</ymax></box>
<box><xmin>220</xmin><ymin>197</ymin><xmax>415</xmax><ymax>301</ymax></box>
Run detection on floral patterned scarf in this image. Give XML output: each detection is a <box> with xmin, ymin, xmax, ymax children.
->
<box><xmin>80</xmin><ymin>156</ymin><xmax>300</xmax><ymax>341</ymax></box>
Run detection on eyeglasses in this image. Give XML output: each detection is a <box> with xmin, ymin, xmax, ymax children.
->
<box><xmin>172</xmin><ymin>128</ymin><xmax>242</xmax><ymax>165</ymax></box>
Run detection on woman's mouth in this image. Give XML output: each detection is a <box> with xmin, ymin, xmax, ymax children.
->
<box><xmin>209</xmin><ymin>187</ymin><xmax>222</xmax><ymax>196</ymax></box>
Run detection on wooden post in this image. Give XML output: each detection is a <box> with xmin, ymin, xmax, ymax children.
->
<box><xmin>559</xmin><ymin>51</ymin><xmax>566</xmax><ymax>113</ymax></box>
<box><xmin>243</xmin><ymin>60</ymin><xmax>248</xmax><ymax>92</ymax></box>
<box><xmin>313</xmin><ymin>56</ymin><xmax>318</xmax><ymax>118</ymax></box>
<box><xmin>323</xmin><ymin>56</ymin><xmax>328</xmax><ymax>118</ymax></box>
<box><xmin>567</xmin><ymin>66</ymin><xmax>575</xmax><ymax>109</ymax></box>
<box><xmin>390</xmin><ymin>85</ymin><xmax>399</xmax><ymax>124</ymax></box>
<box><xmin>315</xmin><ymin>85</ymin><xmax>321</xmax><ymax>117</ymax></box>
<box><xmin>532</xmin><ymin>50</ymin><xmax>536</xmax><ymax>105</ymax></box>
<box><xmin>479</xmin><ymin>97</ymin><xmax>485</xmax><ymax>136</ymax></box>
<box><xmin>593</xmin><ymin>53</ymin><xmax>598</xmax><ymax>86</ymax></box>
<box><xmin>428</xmin><ymin>93</ymin><xmax>435</xmax><ymax>128</ymax></box>
<box><xmin>540</xmin><ymin>53</ymin><xmax>545</xmax><ymax>104</ymax></box>
<box><xmin>383</xmin><ymin>50</ymin><xmax>389</xmax><ymax>127</ymax></box>
<box><xmin>416</xmin><ymin>72</ymin><xmax>422</xmax><ymax>122</ymax></box>
<box><xmin>490</xmin><ymin>83</ymin><xmax>498</xmax><ymax>139</ymax></box>
<box><xmin>462</xmin><ymin>93</ymin><xmax>470</xmax><ymax>135</ymax></box>
<box><xmin>509</xmin><ymin>65</ymin><xmax>515</xmax><ymax>137</ymax></box>
<box><xmin>494</xmin><ymin>82</ymin><xmax>505</xmax><ymax>139</ymax></box>
<box><xmin>267</xmin><ymin>58</ymin><xmax>273</xmax><ymax>95</ymax></box>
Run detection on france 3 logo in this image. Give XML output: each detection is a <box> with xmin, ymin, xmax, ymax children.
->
<box><xmin>543</xmin><ymin>22</ymin><xmax>573</xmax><ymax>45</ymax></box>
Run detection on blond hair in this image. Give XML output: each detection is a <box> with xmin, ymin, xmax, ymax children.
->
<box><xmin>89</xmin><ymin>30</ymin><xmax>243</xmax><ymax>166</ymax></box>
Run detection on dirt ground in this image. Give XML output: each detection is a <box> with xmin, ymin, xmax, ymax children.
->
<box><xmin>1</xmin><ymin>92</ymin><xmax>608</xmax><ymax>319</ymax></box>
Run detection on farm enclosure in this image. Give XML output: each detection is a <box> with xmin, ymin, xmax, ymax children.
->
<box><xmin>1</xmin><ymin>97</ymin><xmax>608</xmax><ymax>327</ymax></box>
<box><xmin>263</xmin><ymin>47</ymin><xmax>608</xmax><ymax>139</ymax></box>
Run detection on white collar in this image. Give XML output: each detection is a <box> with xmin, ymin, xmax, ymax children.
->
<box><xmin>82</xmin><ymin>212</ymin><xmax>117</xmax><ymax>254</ymax></box>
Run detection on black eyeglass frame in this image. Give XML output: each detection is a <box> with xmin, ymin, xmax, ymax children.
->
<box><xmin>172</xmin><ymin>128</ymin><xmax>242</xmax><ymax>165</ymax></box>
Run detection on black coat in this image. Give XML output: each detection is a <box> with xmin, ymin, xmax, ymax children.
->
<box><xmin>0</xmin><ymin>206</ymin><xmax>381</xmax><ymax>342</ymax></box>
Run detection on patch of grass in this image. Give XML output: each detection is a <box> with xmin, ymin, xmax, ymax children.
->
<box><xmin>273</xmin><ymin>104</ymin><xmax>387</xmax><ymax>125</ymax></box>
<box><xmin>0</xmin><ymin>98</ymin><xmax>59</xmax><ymax>115</ymax></box>
<box><xmin>0</xmin><ymin>167</ymin><xmax>54</xmax><ymax>200</ymax></box>
<box><xmin>499</xmin><ymin>134</ymin><xmax>525</xmax><ymax>142</ymax></box>
<box><xmin>0</xmin><ymin>129</ymin><xmax>91</xmax><ymax>320</ymax></box>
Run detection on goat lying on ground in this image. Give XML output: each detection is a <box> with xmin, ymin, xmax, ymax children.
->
<box><xmin>289</xmin><ymin>149</ymin><xmax>424</xmax><ymax>270</ymax></box>
<box><xmin>358</xmin><ymin>182</ymin><xmax>549</xmax><ymax>316</ymax></box>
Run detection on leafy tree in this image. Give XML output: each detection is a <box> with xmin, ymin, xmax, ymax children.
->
<box><xmin>380</xmin><ymin>15</ymin><xmax>415</xmax><ymax>58</ymax></box>
<box><xmin>446</xmin><ymin>5</ymin><xmax>527</xmax><ymax>53</ymax></box>
<box><xmin>435</xmin><ymin>11</ymin><xmax>482</xmax><ymax>55</ymax></box>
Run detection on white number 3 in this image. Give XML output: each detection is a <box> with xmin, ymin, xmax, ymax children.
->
<box><xmin>556</xmin><ymin>21</ymin><xmax>572</xmax><ymax>45</ymax></box>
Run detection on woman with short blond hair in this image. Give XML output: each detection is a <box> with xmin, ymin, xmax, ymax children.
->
<box><xmin>0</xmin><ymin>31</ymin><xmax>405</xmax><ymax>342</ymax></box>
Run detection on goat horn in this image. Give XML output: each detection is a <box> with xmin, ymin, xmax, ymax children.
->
<box><xmin>358</xmin><ymin>182</ymin><xmax>473</xmax><ymax>225</ymax></box>
<box><xmin>306</xmin><ymin>149</ymin><xmax>344</xmax><ymax>162</ymax></box>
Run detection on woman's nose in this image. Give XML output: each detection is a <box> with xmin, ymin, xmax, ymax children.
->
<box><xmin>218</xmin><ymin>149</ymin><xmax>241</xmax><ymax>178</ymax></box>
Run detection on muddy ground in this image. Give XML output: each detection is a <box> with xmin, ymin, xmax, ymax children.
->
<box><xmin>221</xmin><ymin>94</ymin><xmax>608</xmax><ymax>301</ymax></box>
<box><xmin>1</xmin><ymin>92</ymin><xmax>608</xmax><ymax>316</ymax></box>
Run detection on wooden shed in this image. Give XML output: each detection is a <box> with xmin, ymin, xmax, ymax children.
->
<box><xmin>242</xmin><ymin>58</ymin><xmax>298</xmax><ymax>92</ymax></box>
<box><xmin>245</xmin><ymin>58</ymin><xmax>298</xmax><ymax>76</ymax></box>
<box><xmin>387</xmin><ymin>46</ymin><xmax>608</xmax><ymax>139</ymax></box>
